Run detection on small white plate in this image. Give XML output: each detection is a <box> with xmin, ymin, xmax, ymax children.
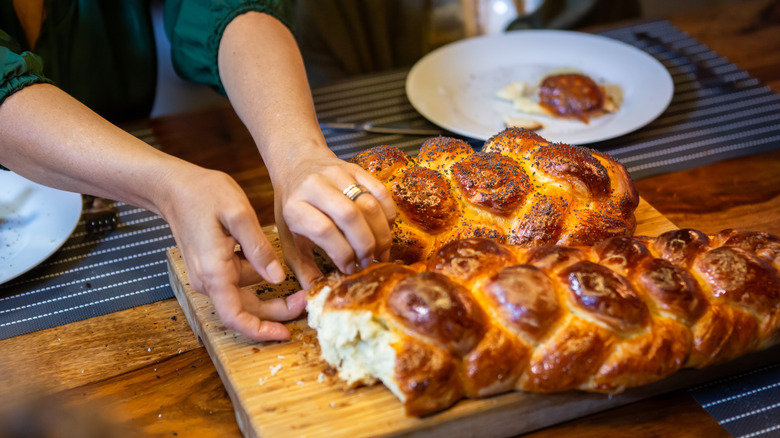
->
<box><xmin>406</xmin><ymin>30</ymin><xmax>674</xmax><ymax>144</ymax></box>
<box><xmin>0</xmin><ymin>171</ymin><xmax>82</xmax><ymax>285</ymax></box>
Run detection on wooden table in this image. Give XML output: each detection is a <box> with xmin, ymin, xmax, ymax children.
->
<box><xmin>1</xmin><ymin>0</ymin><xmax>779</xmax><ymax>436</ymax></box>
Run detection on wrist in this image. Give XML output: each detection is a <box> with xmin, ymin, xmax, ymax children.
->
<box><xmin>263</xmin><ymin>136</ymin><xmax>336</xmax><ymax>183</ymax></box>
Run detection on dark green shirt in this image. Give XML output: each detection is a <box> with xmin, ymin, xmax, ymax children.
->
<box><xmin>0</xmin><ymin>0</ymin><xmax>294</xmax><ymax>122</ymax></box>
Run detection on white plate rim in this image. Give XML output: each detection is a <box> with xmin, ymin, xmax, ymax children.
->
<box><xmin>0</xmin><ymin>171</ymin><xmax>82</xmax><ymax>285</ymax></box>
<box><xmin>405</xmin><ymin>30</ymin><xmax>674</xmax><ymax>144</ymax></box>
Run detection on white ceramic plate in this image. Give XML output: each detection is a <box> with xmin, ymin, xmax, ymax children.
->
<box><xmin>0</xmin><ymin>171</ymin><xmax>82</xmax><ymax>285</ymax></box>
<box><xmin>406</xmin><ymin>30</ymin><xmax>674</xmax><ymax>144</ymax></box>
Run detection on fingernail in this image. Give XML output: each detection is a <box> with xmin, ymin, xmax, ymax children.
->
<box><xmin>266</xmin><ymin>261</ymin><xmax>286</xmax><ymax>283</ymax></box>
<box><xmin>361</xmin><ymin>258</ymin><xmax>372</xmax><ymax>269</ymax></box>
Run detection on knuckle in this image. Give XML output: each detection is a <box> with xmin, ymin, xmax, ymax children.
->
<box><xmin>335</xmin><ymin>205</ymin><xmax>361</xmax><ymax>224</ymax></box>
<box><xmin>359</xmin><ymin>195</ymin><xmax>383</xmax><ymax>216</ymax></box>
<box><xmin>306</xmin><ymin>217</ymin><xmax>333</xmax><ymax>240</ymax></box>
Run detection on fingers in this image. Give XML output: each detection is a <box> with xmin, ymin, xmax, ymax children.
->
<box><xmin>283</xmin><ymin>170</ymin><xmax>394</xmax><ymax>274</ymax></box>
<box><xmin>242</xmin><ymin>289</ymin><xmax>307</xmax><ymax>322</ymax></box>
<box><xmin>221</xmin><ymin>203</ymin><xmax>286</xmax><ymax>284</ymax></box>
<box><xmin>286</xmin><ymin>196</ymin><xmax>390</xmax><ymax>274</ymax></box>
<box><xmin>277</xmin><ymin>225</ymin><xmax>324</xmax><ymax>290</ymax></box>
<box><xmin>284</xmin><ymin>201</ymin><xmax>356</xmax><ymax>274</ymax></box>
<box><xmin>207</xmin><ymin>278</ymin><xmax>306</xmax><ymax>342</ymax></box>
<box><xmin>354</xmin><ymin>172</ymin><xmax>396</xmax><ymax>224</ymax></box>
<box><xmin>350</xmin><ymin>189</ymin><xmax>393</xmax><ymax>265</ymax></box>
<box><xmin>162</xmin><ymin>169</ymin><xmax>304</xmax><ymax>342</ymax></box>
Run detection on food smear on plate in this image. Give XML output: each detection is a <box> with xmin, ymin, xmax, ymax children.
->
<box><xmin>496</xmin><ymin>70</ymin><xmax>623</xmax><ymax>129</ymax></box>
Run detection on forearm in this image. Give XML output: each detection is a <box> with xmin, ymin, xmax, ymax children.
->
<box><xmin>0</xmin><ymin>83</ymin><xmax>187</xmax><ymax>215</ymax></box>
<box><xmin>217</xmin><ymin>11</ymin><xmax>332</xmax><ymax>182</ymax></box>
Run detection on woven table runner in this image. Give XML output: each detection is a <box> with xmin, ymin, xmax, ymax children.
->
<box><xmin>690</xmin><ymin>363</ymin><xmax>780</xmax><ymax>438</ymax></box>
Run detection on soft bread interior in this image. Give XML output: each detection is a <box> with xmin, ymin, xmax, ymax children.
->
<box><xmin>307</xmin><ymin>286</ymin><xmax>404</xmax><ymax>401</ymax></box>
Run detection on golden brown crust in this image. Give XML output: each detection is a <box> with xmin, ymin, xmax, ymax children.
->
<box><xmin>593</xmin><ymin>235</ymin><xmax>652</xmax><ymax>275</ymax></box>
<box><xmin>528</xmin><ymin>142</ymin><xmax>611</xmax><ymax>198</ymax></box>
<box><xmin>417</xmin><ymin>136</ymin><xmax>474</xmax><ymax>176</ymax></box>
<box><xmin>521</xmin><ymin>317</ymin><xmax>614</xmax><ymax>392</ymax></box>
<box><xmin>636</xmin><ymin>258</ymin><xmax>707</xmax><ymax>324</ymax></box>
<box><xmin>480</xmin><ymin>265</ymin><xmax>561</xmax><ymax>342</ymax></box>
<box><xmin>688</xmin><ymin>305</ymin><xmax>759</xmax><ymax>367</ymax></box>
<box><xmin>392</xmin><ymin>166</ymin><xmax>459</xmax><ymax>233</ymax></box>
<box><xmin>349</xmin><ymin>144</ymin><xmax>412</xmax><ymax>180</ymax></box>
<box><xmin>591</xmin><ymin>319</ymin><xmax>691</xmax><ymax>392</ymax></box>
<box><xmin>647</xmin><ymin>228</ymin><xmax>711</xmax><ymax>268</ymax></box>
<box><xmin>509</xmin><ymin>192</ymin><xmax>570</xmax><ymax>246</ymax></box>
<box><xmin>394</xmin><ymin>338</ymin><xmax>463</xmax><ymax>417</ymax></box>
<box><xmin>451</xmin><ymin>152</ymin><xmax>531</xmax><ymax>216</ymax></box>
<box><xmin>387</xmin><ymin>272</ymin><xmax>488</xmax><ymax>356</ymax></box>
<box><xmin>695</xmin><ymin>247</ymin><xmax>780</xmax><ymax>312</ymax></box>
<box><xmin>460</xmin><ymin>327</ymin><xmax>530</xmax><ymax>398</ymax></box>
<box><xmin>483</xmin><ymin>126</ymin><xmax>549</xmax><ymax>155</ymax></box>
<box><xmin>437</xmin><ymin>216</ymin><xmax>508</xmax><ymax>249</ymax></box>
<box><xmin>389</xmin><ymin>220</ymin><xmax>433</xmax><ymax>265</ymax></box>
<box><xmin>308</xmin><ymin>228</ymin><xmax>780</xmax><ymax>416</ymax></box>
<box><xmin>427</xmin><ymin>238</ymin><xmax>517</xmax><ymax>284</ymax></box>
<box><xmin>349</xmin><ymin>128</ymin><xmax>639</xmax><ymax>263</ymax></box>
<box><xmin>559</xmin><ymin>261</ymin><xmax>650</xmax><ymax>332</ymax></box>
<box><xmin>324</xmin><ymin>264</ymin><xmax>416</xmax><ymax>312</ymax></box>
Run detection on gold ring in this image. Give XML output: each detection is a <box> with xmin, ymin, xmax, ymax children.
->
<box><xmin>343</xmin><ymin>183</ymin><xmax>368</xmax><ymax>201</ymax></box>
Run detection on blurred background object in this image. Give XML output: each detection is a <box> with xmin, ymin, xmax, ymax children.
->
<box><xmin>0</xmin><ymin>393</ymin><xmax>138</xmax><ymax>438</ymax></box>
<box><xmin>294</xmin><ymin>0</ymin><xmax>754</xmax><ymax>87</ymax></box>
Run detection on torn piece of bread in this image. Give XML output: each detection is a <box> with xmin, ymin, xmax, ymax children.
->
<box><xmin>495</xmin><ymin>81</ymin><xmax>528</xmax><ymax>102</ymax></box>
<box><xmin>511</xmin><ymin>96</ymin><xmax>548</xmax><ymax>115</ymax></box>
<box><xmin>502</xmin><ymin>115</ymin><xmax>543</xmax><ymax>130</ymax></box>
<box><xmin>602</xmin><ymin>84</ymin><xmax>623</xmax><ymax>113</ymax></box>
<box><xmin>306</xmin><ymin>282</ymin><xmax>402</xmax><ymax>395</ymax></box>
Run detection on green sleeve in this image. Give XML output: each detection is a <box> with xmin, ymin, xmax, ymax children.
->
<box><xmin>0</xmin><ymin>29</ymin><xmax>54</xmax><ymax>107</ymax></box>
<box><xmin>164</xmin><ymin>0</ymin><xmax>295</xmax><ymax>95</ymax></box>
<box><xmin>1</xmin><ymin>29</ymin><xmax>54</xmax><ymax>171</ymax></box>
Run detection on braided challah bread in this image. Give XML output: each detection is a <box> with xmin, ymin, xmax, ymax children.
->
<box><xmin>349</xmin><ymin>127</ymin><xmax>639</xmax><ymax>264</ymax></box>
<box><xmin>306</xmin><ymin>228</ymin><xmax>780</xmax><ymax>416</ymax></box>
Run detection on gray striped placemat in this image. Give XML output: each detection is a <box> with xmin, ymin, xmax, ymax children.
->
<box><xmin>690</xmin><ymin>363</ymin><xmax>780</xmax><ymax>438</ymax></box>
<box><xmin>0</xmin><ymin>200</ymin><xmax>176</xmax><ymax>340</ymax></box>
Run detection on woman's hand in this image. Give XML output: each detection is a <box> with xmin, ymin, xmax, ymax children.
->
<box><xmin>159</xmin><ymin>166</ymin><xmax>307</xmax><ymax>341</ymax></box>
<box><xmin>216</xmin><ymin>11</ymin><xmax>394</xmax><ymax>288</ymax></box>
<box><xmin>273</xmin><ymin>153</ymin><xmax>396</xmax><ymax>289</ymax></box>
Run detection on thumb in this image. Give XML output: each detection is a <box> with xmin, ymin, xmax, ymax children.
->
<box><xmin>242</xmin><ymin>231</ymin><xmax>286</xmax><ymax>284</ymax></box>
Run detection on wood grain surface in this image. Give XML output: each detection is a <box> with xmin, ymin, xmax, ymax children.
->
<box><xmin>1</xmin><ymin>1</ymin><xmax>779</xmax><ymax>437</ymax></box>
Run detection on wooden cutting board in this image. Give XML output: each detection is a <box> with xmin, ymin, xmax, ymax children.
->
<box><xmin>166</xmin><ymin>198</ymin><xmax>777</xmax><ymax>437</ymax></box>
